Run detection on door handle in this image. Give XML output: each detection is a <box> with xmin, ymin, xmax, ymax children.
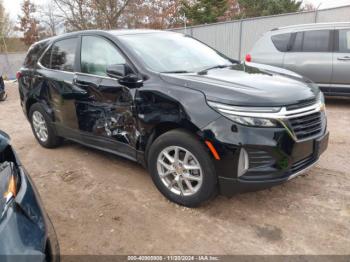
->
<box><xmin>337</xmin><ymin>56</ymin><xmax>350</xmax><ymax>61</ymax></box>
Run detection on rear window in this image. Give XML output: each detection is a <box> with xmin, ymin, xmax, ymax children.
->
<box><xmin>40</xmin><ymin>37</ymin><xmax>78</xmax><ymax>72</ymax></box>
<box><xmin>271</xmin><ymin>33</ymin><xmax>291</xmax><ymax>52</ymax></box>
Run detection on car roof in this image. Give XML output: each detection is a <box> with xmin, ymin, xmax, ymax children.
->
<box><xmin>110</xmin><ymin>29</ymin><xmax>167</xmax><ymax>36</ymax></box>
<box><xmin>37</xmin><ymin>29</ymin><xmax>173</xmax><ymax>44</ymax></box>
<box><xmin>271</xmin><ymin>22</ymin><xmax>350</xmax><ymax>33</ymax></box>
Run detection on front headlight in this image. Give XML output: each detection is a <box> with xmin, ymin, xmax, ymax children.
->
<box><xmin>0</xmin><ymin>162</ymin><xmax>18</xmax><ymax>219</ymax></box>
<box><xmin>318</xmin><ymin>92</ymin><xmax>326</xmax><ymax>112</ymax></box>
<box><xmin>208</xmin><ymin>101</ymin><xmax>281</xmax><ymax>127</ymax></box>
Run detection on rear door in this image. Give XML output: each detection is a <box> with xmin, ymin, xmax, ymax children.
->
<box><xmin>283</xmin><ymin>29</ymin><xmax>334</xmax><ymax>92</ymax></box>
<box><xmin>73</xmin><ymin>35</ymin><xmax>137</xmax><ymax>160</ymax></box>
<box><xmin>36</xmin><ymin>37</ymin><xmax>81</xmax><ymax>137</ymax></box>
<box><xmin>332</xmin><ymin>28</ymin><xmax>350</xmax><ymax>93</ymax></box>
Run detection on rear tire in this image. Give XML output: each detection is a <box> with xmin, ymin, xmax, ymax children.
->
<box><xmin>29</xmin><ymin>103</ymin><xmax>63</xmax><ymax>148</ymax></box>
<box><xmin>148</xmin><ymin>129</ymin><xmax>217</xmax><ymax>207</ymax></box>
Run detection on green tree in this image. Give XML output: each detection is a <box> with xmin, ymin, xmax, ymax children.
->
<box><xmin>181</xmin><ymin>0</ymin><xmax>229</xmax><ymax>25</ymax></box>
<box><xmin>237</xmin><ymin>0</ymin><xmax>302</xmax><ymax>18</ymax></box>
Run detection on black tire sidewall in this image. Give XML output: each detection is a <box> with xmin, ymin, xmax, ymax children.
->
<box><xmin>29</xmin><ymin>103</ymin><xmax>61</xmax><ymax>148</ymax></box>
<box><xmin>148</xmin><ymin>129</ymin><xmax>217</xmax><ymax>207</ymax></box>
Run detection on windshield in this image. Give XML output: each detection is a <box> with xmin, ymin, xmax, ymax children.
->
<box><xmin>119</xmin><ymin>33</ymin><xmax>233</xmax><ymax>73</ymax></box>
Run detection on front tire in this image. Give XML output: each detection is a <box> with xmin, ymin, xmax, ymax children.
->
<box><xmin>148</xmin><ymin>129</ymin><xmax>217</xmax><ymax>207</ymax></box>
<box><xmin>29</xmin><ymin>103</ymin><xmax>63</xmax><ymax>148</ymax></box>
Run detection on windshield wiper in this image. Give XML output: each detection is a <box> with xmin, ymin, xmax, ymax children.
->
<box><xmin>197</xmin><ymin>64</ymin><xmax>232</xmax><ymax>75</ymax></box>
<box><xmin>161</xmin><ymin>70</ymin><xmax>193</xmax><ymax>74</ymax></box>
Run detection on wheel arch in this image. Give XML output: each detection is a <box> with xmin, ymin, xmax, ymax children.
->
<box><xmin>26</xmin><ymin>99</ymin><xmax>55</xmax><ymax>122</ymax></box>
<box><xmin>143</xmin><ymin>120</ymin><xmax>203</xmax><ymax>167</ymax></box>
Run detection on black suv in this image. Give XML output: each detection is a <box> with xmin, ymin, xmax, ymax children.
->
<box><xmin>18</xmin><ymin>30</ymin><xmax>329</xmax><ymax>207</ymax></box>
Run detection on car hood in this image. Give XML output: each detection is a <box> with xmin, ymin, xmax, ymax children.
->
<box><xmin>160</xmin><ymin>62</ymin><xmax>320</xmax><ymax>107</ymax></box>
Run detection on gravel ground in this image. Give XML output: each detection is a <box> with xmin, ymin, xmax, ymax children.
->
<box><xmin>0</xmin><ymin>82</ymin><xmax>349</xmax><ymax>255</ymax></box>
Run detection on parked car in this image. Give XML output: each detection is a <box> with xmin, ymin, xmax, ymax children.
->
<box><xmin>18</xmin><ymin>30</ymin><xmax>329</xmax><ymax>207</ymax></box>
<box><xmin>247</xmin><ymin>22</ymin><xmax>350</xmax><ymax>96</ymax></box>
<box><xmin>0</xmin><ymin>130</ymin><xmax>59</xmax><ymax>260</ymax></box>
<box><xmin>0</xmin><ymin>76</ymin><xmax>6</xmax><ymax>101</ymax></box>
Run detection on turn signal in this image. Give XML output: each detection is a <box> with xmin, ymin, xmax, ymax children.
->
<box><xmin>205</xmin><ymin>141</ymin><xmax>221</xmax><ymax>160</ymax></box>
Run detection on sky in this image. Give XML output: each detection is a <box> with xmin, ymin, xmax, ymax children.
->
<box><xmin>3</xmin><ymin>0</ymin><xmax>350</xmax><ymax>20</ymax></box>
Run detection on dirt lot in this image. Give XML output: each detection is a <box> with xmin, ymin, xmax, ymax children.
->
<box><xmin>0</xmin><ymin>82</ymin><xmax>349</xmax><ymax>255</ymax></box>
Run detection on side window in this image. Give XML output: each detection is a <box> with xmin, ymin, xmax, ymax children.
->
<box><xmin>40</xmin><ymin>46</ymin><xmax>52</xmax><ymax>68</ymax></box>
<box><xmin>41</xmin><ymin>38</ymin><xmax>78</xmax><ymax>72</ymax></box>
<box><xmin>81</xmin><ymin>36</ymin><xmax>126</xmax><ymax>77</ymax></box>
<box><xmin>291</xmin><ymin>32</ymin><xmax>303</xmax><ymax>52</ymax></box>
<box><xmin>302</xmin><ymin>30</ymin><xmax>331</xmax><ymax>52</ymax></box>
<box><xmin>271</xmin><ymin>33</ymin><xmax>291</xmax><ymax>52</ymax></box>
<box><xmin>339</xmin><ymin>29</ymin><xmax>350</xmax><ymax>53</ymax></box>
<box><xmin>24</xmin><ymin>42</ymin><xmax>47</xmax><ymax>68</ymax></box>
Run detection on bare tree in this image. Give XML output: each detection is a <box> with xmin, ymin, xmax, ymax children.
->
<box><xmin>122</xmin><ymin>0</ymin><xmax>184</xmax><ymax>29</ymax></box>
<box><xmin>304</xmin><ymin>3</ymin><xmax>315</xmax><ymax>11</ymax></box>
<box><xmin>38</xmin><ymin>0</ymin><xmax>64</xmax><ymax>36</ymax></box>
<box><xmin>92</xmin><ymin>0</ymin><xmax>133</xmax><ymax>29</ymax></box>
<box><xmin>53</xmin><ymin>0</ymin><xmax>133</xmax><ymax>31</ymax></box>
<box><xmin>0</xmin><ymin>0</ymin><xmax>12</xmax><ymax>38</ymax></box>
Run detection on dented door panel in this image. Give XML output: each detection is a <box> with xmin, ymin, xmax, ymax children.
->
<box><xmin>74</xmin><ymin>74</ymin><xmax>137</xmax><ymax>158</ymax></box>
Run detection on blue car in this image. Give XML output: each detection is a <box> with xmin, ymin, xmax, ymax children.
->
<box><xmin>0</xmin><ymin>130</ymin><xmax>59</xmax><ymax>261</ymax></box>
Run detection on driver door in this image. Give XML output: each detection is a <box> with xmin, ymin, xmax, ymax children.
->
<box><xmin>74</xmin><ymin>35</ymin><xmax>138</xmax><ymax>160</ymax></box>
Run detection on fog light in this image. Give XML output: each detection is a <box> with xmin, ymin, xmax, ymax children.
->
<box><xmin>237</xmin><ymin>148</ymin><xmax>249</xmax><ymax>177</ymax></box>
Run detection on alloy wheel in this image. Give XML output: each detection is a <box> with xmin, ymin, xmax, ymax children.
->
<box><xmin>32</xmin><ymin>111</ymin><xmax>49</xmax><ymax>142</ymax></box>
<box><xmin>157</xmin><ymin>146</ymin><xmax>203</xmax><ymax>196</ymax></box>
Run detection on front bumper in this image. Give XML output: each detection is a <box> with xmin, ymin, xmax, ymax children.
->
<box><xmin>0</xmin><ymin>165</ymin><xmax>60</xmax><ymax>261</ymax></box>
<box><xmin>201</xmin><ymin>115</ymin><xmax>329</xmax><ymax>197</ymax></box>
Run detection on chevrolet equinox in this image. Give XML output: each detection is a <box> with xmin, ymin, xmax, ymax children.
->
<box><xmin>18</xmin><ymin>30</ymin><xmax>329</xmax><ymax>207</ymax></box>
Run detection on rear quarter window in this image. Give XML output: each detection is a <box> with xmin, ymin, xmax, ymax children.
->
<box><xmin>271</xmin><ymin>33</ymin><xmax>292</xmax><ymax>52</ymax></box>
<box><xmin>23</xmin><ymin>41</ymin><xmax>49</xmax><ymax>68</ymax></box>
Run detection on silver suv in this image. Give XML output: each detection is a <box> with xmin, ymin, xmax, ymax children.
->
<box><xmin>247</xmin><ymin>22</ymin><xmax>350</xmax><ymax>96</ymax></box>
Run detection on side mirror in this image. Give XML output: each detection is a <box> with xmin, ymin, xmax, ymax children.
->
<box><xmin>106</xmin><ymin>64</ymin><xmax>127</xmax><ymax>78</ymax></box>
<box><xmin>107</xmin><ymin>64</ymin><xmax>143</xmax><ymax>89</ymax></box>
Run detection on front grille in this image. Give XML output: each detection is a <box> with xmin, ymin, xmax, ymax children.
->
<box><xmin>289</xmin><ymin>112</ymin><xmax>323</xmax><ymax>140</ymax></box>
<box><xmin>291</xmin><ymin>156</ymin><xmax>314</xmax><ymax>173</ymax></box>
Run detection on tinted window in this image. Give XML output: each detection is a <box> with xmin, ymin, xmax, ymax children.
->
<box><xmin>40</xmin><ymin>46</ymin><xmax>52</xmax><ymax>68</ymax></box>
<box><xmin>45</xmin><ymin>38</ymin><xmax>78</xmax><ymax>72</ymax></box>
<box><xmin>291</xmin><ymin>32</ymin><xmax>303</xmax><ymax>52</ymax></box>
<box><xmin>271</xmin><ymin>33</ymin><xmax>291</xmax><ymax>52</ymax></box>
<box><xmin>81</xmin><ymin>36</ymin><xmax>126</xmax><ymax>76</ymax></box>
<box><xmin>339</xmin><ymin>29</ymin><xmax>350</xmax><ymax>53</ymax></box>
<box><xmin>302</xmin><ymin>30</ymin><xmax>330</xmax><ymax>52</ymax></box>
<box><xmin>24</xmin><ymin>41</ymin><xmax>48</xmax><ymax>68</ymax></box>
